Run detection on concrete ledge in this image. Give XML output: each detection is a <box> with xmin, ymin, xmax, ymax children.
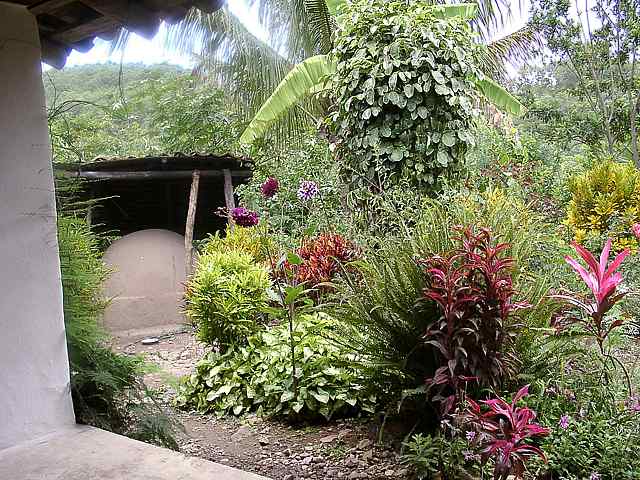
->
<box><xmin>0</xmin><ymin>425</ymin><xmax>270</xmax><ymax>480</ymax></box>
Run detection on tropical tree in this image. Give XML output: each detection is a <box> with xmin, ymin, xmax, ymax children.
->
<box><xmin>239</xmin><ymin>1</ymin><xmax>526</xmax><ymax>144</ymax></box>
<box><xmin>163</xmin><ymin>0</ymin><xmax>536</xmax><ymax>142</ymax></box>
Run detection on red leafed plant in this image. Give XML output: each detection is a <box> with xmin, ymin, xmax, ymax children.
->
<box><xmin>289</xmin><ymin>232</ymin><xmax>359</xmax><ymax>290</ymax></box>
<box><xmin>462</xmin><ymin>385</ymin><xmax>549</xmax><ymax>480</ymax></box>
<box><xmin>421</xmin><ymin>227</ymin><xmax>528</xmax><ymax>415</ymax></box>
<box><xmin>555</xmin><ymin>239</ymin><xmax>629</xmax><ymax>353</ymax></box>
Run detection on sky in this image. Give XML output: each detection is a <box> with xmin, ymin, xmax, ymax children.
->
<box><xmin>55</xmin><ymin>0</ymin><xmax>529</xmax><ymax>71</ymax></box>
<box><xmin>57</xmin><ymin>0</ymin><xmax>267</xmax><ymax>69</ymax></box>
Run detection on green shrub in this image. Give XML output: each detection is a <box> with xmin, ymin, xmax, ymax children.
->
<box><xmin>466</xmin><ymin>122</ymin><xmax>590</xmax><ymax>216</ymax></box>
<box><xmin>525</xmin><ymin>375</ymin><xmax>640</xmax><ymax>480</ymax></box>
<box><xmin>329</xmin><ymin>0</ymin><xmax>481</xmax><ymax>193</ymax></box>
<box><xmin>566</xmin><ymin>160</ymin><xmax>640</xmax><ymax>252</ymax></box>
<box><xmin>401</xmin><ymin>433</ymin><xmax>476</xmax><ymax>480</ymax></box>
<box><xmin>186</xmin><ymin>250</ymin><xmax>271</xmax><ymax>350</ymax></box>
<box><xmin>334</xmin><ymin>189</ymin><xmax>563</xmax><ymax>416</ymax></box>
<box><xmin>59</xmin><ymin>216</ymin><xmax>139</xmax><ymax>429</ymax></box>
<box><xmin>202</xmin><ymin>225</ymin><xmax>273</xmax><ymax>263</ymax></box>
<box><xmin>58</xmin><ymin>216</ymin><xmax>180</xmax><ymax>448</ymax></box>
<box><xmin>175</xmin><ymin>313</ymin><xmax>376</xmax><ymax>420</ymax></box>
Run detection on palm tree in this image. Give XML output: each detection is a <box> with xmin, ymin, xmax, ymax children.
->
<box><xmin>164</xmin><ymin>0</ymin><xmax>536</xmax><ymax>142</ymax></box>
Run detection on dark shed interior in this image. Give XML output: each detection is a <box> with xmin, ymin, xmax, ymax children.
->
<box><xmin>56</xmin><ymin>154</ymin><xmax>252</xmax><ymax>240</ymax></box>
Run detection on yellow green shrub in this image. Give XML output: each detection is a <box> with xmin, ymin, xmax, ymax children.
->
<box><xmin>566</xmin><ymin>160</ymin><xmax>640</xmax><ymax>251</ymax></box>
<box><xmin>203</xmin><ymin>225</ymin><xmax>274</xmax><ymax>263</ymax></box>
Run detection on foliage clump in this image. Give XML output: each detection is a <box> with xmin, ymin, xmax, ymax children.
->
<box><xmin>186</xmin><ymin>250</ymin><xmax>270</xmax><ymax>350</ymax></box>
<box><xmin>202</xmin><ymin>225</ymin><xmax>272</xmax><ymax>263</ymax></box>
<box><xmin>334</xmin><ymin>189</ymin><xmax>558</xmax><ymax>416</ymax></box>
<box><xmin>289</xmin><ymin>232</ymin><xmax>359</xmax><ymax>291</ymax></box>
<box><xmin>329</xmin><ymin>0</ymin><xmax>481</xmax><ymax>192</ymax></box>
<box><xmin>176</xmin><ymin>313</ymin><xmax>376</xmax><ymax>420</ymax></box>
<box><xmin>566</xmin><ymin>160</ymin><xmax>640</xmax><ymax>251</ymax></box>
<box><xmin>422</xmin><ymin>227</ymin><xmax>525</xmax><ymax>414</ymax></box>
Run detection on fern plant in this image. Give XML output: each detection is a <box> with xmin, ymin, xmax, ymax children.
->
<box><xmin>333</xmin><ymin>189</ymin><xmax>561</xmax><ymax>419</ymax></box>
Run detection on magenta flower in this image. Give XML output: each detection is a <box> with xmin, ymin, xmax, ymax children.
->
<box><xmin>558</xmin><ymin>414</ymin><xmax>570</xmax><ymax>430</ymax></box>
<box><xmin>297</xmin><ymin>180</ymin><xmax>319</xmax><ymax>201</ymax></box>
<box><xmin>466</xmin><ymin>431</ymin><xmax>476</xmax><ymax>442</ymax></box>
<box><xmin>590</xmin><ymin>473</ymin><xmax>601</xmax><ymax>480</ymax></box>
<box><xmin>260</xmin><ymin>177</ymin><xmax>279</xmax><ymax>199</ymax></box>
<box><xmin>633</xmin><ymin>223</ymin><xmax>640</xmax><ymax>240</ymax></box>
<box><xmin>564</xmin><ymin>239</ymin><xmax>629</xmax><ymax>305</ymax></box>
<box><xmin>231</xmin><ymin>207</ymin><xmax>259</xmax><ymax>227</ymax></box>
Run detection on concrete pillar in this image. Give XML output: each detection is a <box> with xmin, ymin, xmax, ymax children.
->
<box><xmin>0</xmin><ymin>2</ymin><xmax>75</xmax><ymax>449</ymax></box>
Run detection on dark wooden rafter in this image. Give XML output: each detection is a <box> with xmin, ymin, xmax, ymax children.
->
<box><xmin>59</xmin><ymin>170</ymin><xmax>250</xmax><ymax>180</ymax></box>
<box><xmin>10</xmin><ymin>0</ymin><xmax>226</xmax><ymax>68</ymax></box>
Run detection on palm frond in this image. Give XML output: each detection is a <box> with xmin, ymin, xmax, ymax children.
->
<box><xmin>479</xmin><ymin>22</ymin><xmax>541</xmax><ymax>81</ymax></box>
<box><xmin>305</xmin><ymin>0</ymin><xmax>337</xmax><ymax>53</ymax></box>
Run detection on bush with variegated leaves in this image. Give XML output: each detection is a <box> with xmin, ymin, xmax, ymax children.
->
<box><xmin>175</xmin><ymin>313</ymin><xmax>376</xmax><ymax>420</ymax></box>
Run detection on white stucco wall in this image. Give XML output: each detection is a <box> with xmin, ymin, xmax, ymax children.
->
<box><xmin>0</xmin><ymin>2</ymin><xmax>75</xmax><ymax>450</ymax></box>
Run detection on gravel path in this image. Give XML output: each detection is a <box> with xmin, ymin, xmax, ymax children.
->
<box><xmin>114</xmin><ymin>330</ymin><xmax>411</xmax><ymax>480</ymax></box>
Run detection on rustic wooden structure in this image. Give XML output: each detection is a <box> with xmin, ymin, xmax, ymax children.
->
<box><xmin>55</xmin><ymin>153</ymin><xmax>252</xmax><ymax>239</ymax></box>
<box><xmin>9</xmin><ymin>0</ymin><xmax>224</xmax><ymax>68</ymax></box>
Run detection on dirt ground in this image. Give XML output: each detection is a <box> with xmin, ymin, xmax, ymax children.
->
<box><xmin>114</xmin><ymin>330</ymin><xmax>410</xmax><ymax>480</ymax></box>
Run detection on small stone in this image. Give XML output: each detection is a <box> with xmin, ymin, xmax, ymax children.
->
<box><xmin>320</xmin><ymin>434</ymin><xmax>339</xmax><ymax>444</ymax></box>
<box><xmin>141</xmin><ymin>337</ymin><xmax>159</xmax><ymax>345</ymax></box>
<box><xmin>258</xmin><ymin>438</ymin><xmax>270</xmax><ymax>446</ymax></box>
<box><xmin>283</xmin><ymin>475</ymin><xmax>295</xmax><ymax>480</ymax></box>
<box><xmin>356</xmin><ymin>439</ymin><xmax>372</xmax><ymax>450</ymax></box>
<box><xmin>362</xmin><ymin>450</ymin><xmax>374</xmax><ymax>462</ymax></box>
<box><xmin>230</xmin><ymin>425</ymin><xmax>253</xmax><ymax>442</ymax></box>
<box><xmin>385</xmin><ymin>470</ymin><xmax>394</xmax><ymax>476</ymax></box>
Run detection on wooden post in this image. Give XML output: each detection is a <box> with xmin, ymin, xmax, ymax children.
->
<box><xmin>184</xmin><ymin>170</ymin><xmax>200</xmax><ymax>276</ymax></box>
<box><xmin>223</xmin><ymin>168</ymin><xmax>235</xmax><ymax>227</ymax></box>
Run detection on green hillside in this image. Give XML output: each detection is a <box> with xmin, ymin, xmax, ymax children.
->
<box><xmin>45</xmin><ymin>63</ymin><xmax>242</xmax><ymax>163</ymax></box>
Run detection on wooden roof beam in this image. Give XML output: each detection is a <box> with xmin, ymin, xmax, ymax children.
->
<box><xmin>82</xmin><ymin>0</ymin><xmax>162</xmax><ymax>39</ymax></box>
<box><xmin>29</xmin><ymin>0</ymin><xmax>77</xmax><ymax>15</ymax></box>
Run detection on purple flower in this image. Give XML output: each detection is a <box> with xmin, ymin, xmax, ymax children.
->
<box><xmin>627</xmin><ymin>396</ymin><xmax>640</xmax><ymax>412</ymax></box>
<box><xmin>559</xmin><ymin>414</ymin><xmax>570</xmax><ymax>430</ymax></box>
<box><xmin>297</xmin><ymin>180</ymin><xmax>319</xmax><ymax>201</ymax></box>
<box><xmin>261</xmin><ymin>177</ymin><xmax>279</xmax><ymax>199</ymax></box>
<box><xmin>590</xmin><ymin>473</ymin><xmax>601</xmax><ymax>480</ymax></box>
<box><xmin>231</xmin><ymin>207</ymin><xmax>259</xmax><ymax>227</ymax></box>
<box><xmin>462</xmin><ymin>450</ymin><xmax>480</xmax><ymax>462</ymax></box>
<box><xmin>465</xmin><ymin>431</ymin><xmax>476</xmax><ymax>442</ymax></box>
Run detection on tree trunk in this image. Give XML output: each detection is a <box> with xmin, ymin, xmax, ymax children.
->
<box><xmin>631</xmin><ymin>96</ymin><xmax>640</xmax><ymax>168</ymax></box>
<box><xmin>223</xmin><ymin>168</ymin><xmax>235</xmax><ymax>227</ymax></box>
<box><xmin>184</xmin><ymin>170</ymin><xmax>200</xmax><ymax>276</ymax></box>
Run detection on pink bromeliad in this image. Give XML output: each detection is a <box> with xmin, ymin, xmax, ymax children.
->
<box><xmin>556</xmin><ymin>239</ymin><xmax>629</xmax><ymax>350</ymax></box>
<box><xmin>564</xmin><ymin>239</ymin><xmax>629</xmax><ymax>306</ymax></box>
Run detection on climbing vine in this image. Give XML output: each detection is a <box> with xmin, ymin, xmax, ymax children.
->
<box><xmin>328</xmin><ymin>0</ymin><xmax>482</xmax><ymax>193</ymax></box>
